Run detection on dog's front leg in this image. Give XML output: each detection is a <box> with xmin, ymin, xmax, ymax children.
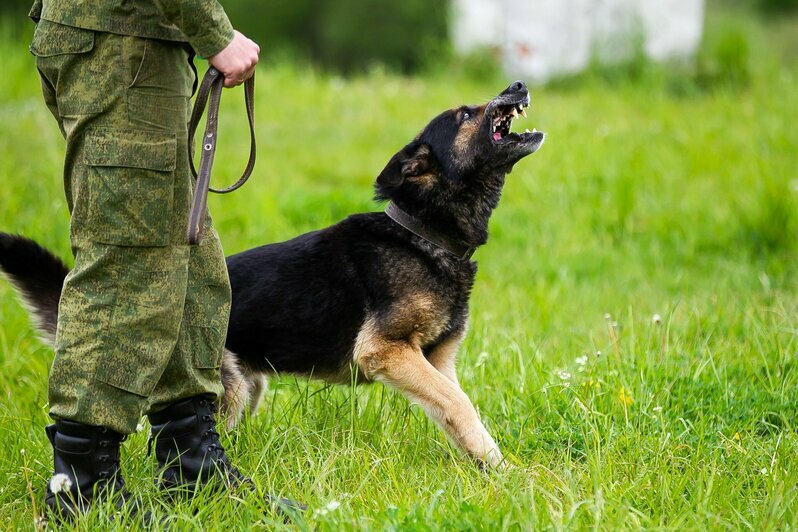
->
<box><xmin>356</xmin><ymin>338</ymin><xmax>503</xmax><ymax>468</ymax></box>
<box><xmin>426</xmin><ymin>329</ymin><xmax>465</xmax><ymax>385</ymax></box>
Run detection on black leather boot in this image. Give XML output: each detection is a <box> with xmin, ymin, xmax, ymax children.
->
<box><xmin>45</xmin><ymin>420</ymin><xmax>135</xmax><ymax>520</ymax></box>
<box><xmin>148</xmin><ymin>395</ymin><xmax>305</xmax><ymax>512</ymax></box>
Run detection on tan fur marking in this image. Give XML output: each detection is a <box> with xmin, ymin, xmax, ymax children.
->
<box><xmin>354</xmin><ymin>317</ymin><xmax>502</xmax><ymax>467</ymax></box>
<box><xmin>353</xmin><ymin>316</ymin><xmax>384</xmax><ymax>372</ymax></box>
<box><xmin>221</xmin><ymin>350</ymin><xmax>250</xmax><ymax>430</ymax></box>
<box><xmin>379</xmin><ymin>292</ymin><xmax>449</xmax><ymax>346</ymax></box>
<box><xmin>427</xmin><ymin>328</ymin><xmax>466</xmax><ymax>385</ymax></box>
<box><xmin>246</xmin><ymin>371</ymin><xmax>267</xmax><ymax>415</ymax></box>
<box><xmin>452</xmin><ymin>105</ymin><xmax>488</xmax><ymax>164</ymax></box>
<box><xmin>407</xmin><ymin>172</ymin><xmax>437</xmax><ymax>189</ymax></box>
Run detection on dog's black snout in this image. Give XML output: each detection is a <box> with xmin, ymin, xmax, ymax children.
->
<box><xmin>499</xmin><ymin>80</ymin><xmax>528</xmax><ymax>99</ymax></box>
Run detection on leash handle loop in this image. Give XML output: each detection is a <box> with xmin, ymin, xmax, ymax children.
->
<box><xmin>187</xmin><ymin>67</ymin><xmax>257</xmax><ymax>245</ymax></box>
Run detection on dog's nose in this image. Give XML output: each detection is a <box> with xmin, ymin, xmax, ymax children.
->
<box><xmin>508</xmin><ymin>80</ymin><xmax>526</xmax><ymax>93</ymax></box>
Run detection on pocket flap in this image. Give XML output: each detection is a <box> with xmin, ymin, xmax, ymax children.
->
<box><xmin>84</xmin><ymin>129</ymin><xmax>177</xmax><ymax>172</ymax></box>
<box><xmin>30</xmin><ymin>20</ymin><xmax>94</xmax><ymax>57</ymax></box>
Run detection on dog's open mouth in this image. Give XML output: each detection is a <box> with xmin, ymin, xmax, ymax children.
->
<box><xmin>490</xmin><ymin>97</ymin><xmax>538</xmax><ymax>144</ymax></box>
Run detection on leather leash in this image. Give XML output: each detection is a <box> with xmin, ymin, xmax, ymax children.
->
<box><xmin>385</xmin><ymin>202</ymin><xmax>477</xmax><ymax>260</ymax></box>
<box><xmin>187</xmin><ymin>67</ymin><xmax>256</xmax><ymax>245</ymax></box>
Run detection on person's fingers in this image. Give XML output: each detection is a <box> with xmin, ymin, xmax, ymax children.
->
<box><xmin>209</xmin><ymin>30</ymin><xmax>261</xmax><ymax>88</ymax></box>
<box><xmin>224</xmin><ymin>74</ymin><xmax>243</xmax><ymax>88</ymax></box>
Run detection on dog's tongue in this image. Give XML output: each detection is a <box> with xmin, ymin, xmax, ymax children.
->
<box><xmin>493</xmin><ymin>131</ymin><xmax>502</xmax><ymax>141</ymax></box>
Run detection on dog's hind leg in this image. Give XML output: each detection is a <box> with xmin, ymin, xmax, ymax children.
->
<box><xmin>355</xmin><ymin>326</ymin><xmax>503</xmax><ymax>468</ymax></box>
<box><xmin>220</xmin><ymin>349</ymin><xmax>251</xmax><ymax>430</ymax></box>
<box><xmin>247</xmin><ymin>372</ymin><xmax>267</xmax><ymax>415</ymax></box>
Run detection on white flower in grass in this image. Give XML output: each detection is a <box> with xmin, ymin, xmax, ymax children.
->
<box><xmin>575</xmin><ymin>355</ymin><xmax>588</xmax><ymax>367</ymax></box>
<box><xmin>652</xmin><ymin>405</ymin><xmax>663</xmax><ymax>412</ymax></box>
<box><xmin>49</xmin><ymin>473</ymin><xmax>72</xmax><ymax>494</ymax></box>
<box><xmin>760</xmin><ymin>467</ymin><xmax>768</xmax><ymax>475</ymax></box>
<box><xmin>557</xmin><ymin>370</ymin><xmax>571</xmax><ymax>381</ymax></box>
<box><xmin>652</xmin><ymin>314</ymin><xmax>663</xmax><ymax>325</ymax></box>
<box><xmin>313</xmin><ymin>499</ymin><xmax>341</xmax><ymax>517</ymax></box>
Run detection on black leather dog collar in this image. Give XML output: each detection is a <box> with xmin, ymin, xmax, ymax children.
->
<box><xmin>385</xmin><ymin>202</ymin><xmax>477</xmax><ymax>260</ymax></box>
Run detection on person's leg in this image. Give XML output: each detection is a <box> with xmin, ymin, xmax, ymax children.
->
<box><xmin>45</xmin><ymin>30</ymin><xmax>194</xmax><ymax>435</ymax></box>
<box><xmin>32</xmin><ymin>22</ymin><xmax>194</xmax><ymax>517</ymax></box>
<box><xmin>145</xmin><ymin>219</ymin><xmax>230</xmax><ymax>413</ymax></box>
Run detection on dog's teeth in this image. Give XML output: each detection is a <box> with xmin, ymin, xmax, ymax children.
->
<box><xmin>510</xmin><ymin>108</ymin><xmax>518</xmax><ymax>117</ymax></box>
<box><xmin>532</xmin><ymin>127</ymin><xmax>537</xmax><ymax>133</ymax></box>
<box><xmin>520</xmin><ymin>109</ymin><xmax>527</xmax><ymax>118</ymax></box>
<box><xmin>525</xmin><ymin>128</ymin><xmax>530</xmax><ymax>133</ymax></box>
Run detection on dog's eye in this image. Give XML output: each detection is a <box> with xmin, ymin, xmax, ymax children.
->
<box><xmin>461</xmin><ymin>111</ymin><xmax>471</xmax><ymax>121</ymax></box>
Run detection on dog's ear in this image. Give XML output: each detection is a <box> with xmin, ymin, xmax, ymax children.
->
<box><xmin>376</xmin><ymin>141</ymin><xmax>433</xmax><ymax>188</ymax></box>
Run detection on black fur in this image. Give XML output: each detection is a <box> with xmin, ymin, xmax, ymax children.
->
<box><xmin>0</xmin><ymin>233</ymin><xmax>68</xmax><ymax>338</ymax></box>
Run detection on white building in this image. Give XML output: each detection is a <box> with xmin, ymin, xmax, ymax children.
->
<box><xmin>452</xmin><ymin>0</ymin><xmax>705</xmax><ymax>82</ymax></box>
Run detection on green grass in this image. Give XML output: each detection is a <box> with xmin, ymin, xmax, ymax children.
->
<box><xmin>2</xmin><ymin>5</ymin><xmax>798</xmax><ymax>530</ymax></box>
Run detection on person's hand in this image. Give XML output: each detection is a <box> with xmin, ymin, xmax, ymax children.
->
<box><xmin>208</xmin><ymin>30</ymin><xmax>260</xmax><ymax>88</ymax></box>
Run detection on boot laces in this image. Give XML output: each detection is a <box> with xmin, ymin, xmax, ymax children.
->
<box><xmin>97</xmin><ymin>429</ymin><xmax>126</xmax><ymax>491</ymax></box>
<box><xmin>200</xmin><ymin>403</ymin><xmax>226</xmax><ymax>459</ymax></box>
<box><xmin>199</xmin><ymin>401</ymin><xmax>245</xmax><ymax>481</ymax></box>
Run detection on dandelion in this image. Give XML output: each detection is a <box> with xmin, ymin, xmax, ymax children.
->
<box><xmin>733</xmin><ymin>432</ymin><xmax>741</xmax><ymax>441</ymax></box>
<box><xmin>49</xmin><ymin>473</ymin><xmax>72</xmax><ymax>494</ymax></box>
<box><xmin>652</xmin><ymin>314</ymin><xmax>662</xmax><ymax>325</ymax></box>
<box><xmin>618</xmin><ymin>387</ymin><xmax>634</xmax><ymax>406</ymax></box>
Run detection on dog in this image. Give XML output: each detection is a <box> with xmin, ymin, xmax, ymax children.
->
<box><xmin>0</xmin><ymin>81</ymin><xmax>544</xmax><ymax>468</ymax></box>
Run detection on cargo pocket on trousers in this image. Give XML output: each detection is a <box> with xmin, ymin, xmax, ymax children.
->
<box><xmin>188</xmin><ymin>282</ymin><xmax>230</xmax><ymax>369</ymax></box>
<box><xmin>30</xmin><ymin>20</ymin><xmax>94</xmax><ymax>57</ymax></box>
<box><xmin>30</xmin><ymin>20</ymin><xmax>104</xmax><ymax>116</ymax></box>
<box><xmin>191</xmin><ymin>325</ymin><xmax>225</xmax><ymax>369</ymax></box>
<box><xmin>83</xmin><ymin>129</ymin><xmax>177</xmax><ymax>247</ymax></box>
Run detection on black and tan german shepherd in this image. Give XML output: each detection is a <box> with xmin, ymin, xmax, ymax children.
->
<box><xmin>0</xmin><ymin>81</ymin><xmax>544</xmax><ymax>468</ymax></box>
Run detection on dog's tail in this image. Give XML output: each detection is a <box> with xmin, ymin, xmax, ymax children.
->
<box><xmin>0</xmin><ymin>233</ymin><xmax>68</xmax><ymax>344</ymax></box>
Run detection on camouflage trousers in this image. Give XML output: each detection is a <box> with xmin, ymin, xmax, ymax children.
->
<box><xmin>31</xmin><ymin>20</ymin><xmax>230</xmax><ymax>434</ymax></box>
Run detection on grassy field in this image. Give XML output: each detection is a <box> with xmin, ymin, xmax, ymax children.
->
<box><xmin>1</xmin><ymin>4</ymin><xmax>798</xmax><ymax>530</ymax></box>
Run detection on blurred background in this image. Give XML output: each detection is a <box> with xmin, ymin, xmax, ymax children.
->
<box><xmin>0</xmin><ymin>0</ymin><xmax>795</xmax><ymax>77</ymax></box>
